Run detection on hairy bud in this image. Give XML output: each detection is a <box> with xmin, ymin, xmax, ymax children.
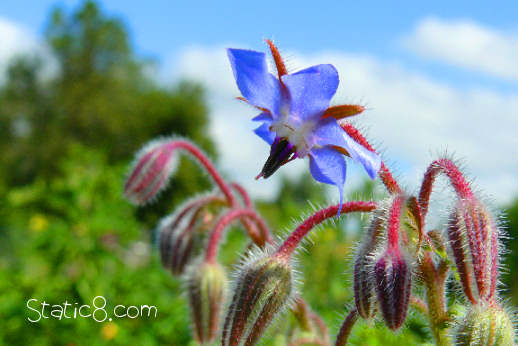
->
<box><xmin>455</xmin><ymin>303</ymin><xmax>515</xmax><ymax>345</ymax></box>
<box><xmin>354</xmin><ymin>207</ymin><xmax>387</xmax><ymax>319</ymax></box>
<box><xmin>186</xmin><ymin>261</ymin><xmax>227</xmax><ymax>344</ymax></box>
<box><xmin>222</xmin><ymin>249</ymin><xmax>293</xmax><ymax>346</ymax></box>
<box><xmin>158</xmin><ymin>207</ymin><xmax>214</xmax><ymax>275</ymax></box>
<box><xmin>374</xmin><ymin>248</ymin><xmax>412</xmax><ymax>330</ymax></box>
<box><xmin>448</xmin><ymin>198</ymin><xmax>499</xmax><ymax>304</ymax></box>
<box><xmin>124</xmin><ymin>139</ymin><xmax>177</xmax><ymax>205</ymax></box>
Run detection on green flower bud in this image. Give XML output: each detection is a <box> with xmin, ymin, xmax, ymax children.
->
<box><xmin>186</xmin><ymin>261</ymin><xmax>227</xmax><ymax>344</ymax></box>
<box><xmin>455</xmin><ymin>303</ymin><xmax>515</xmax><ymax>346</ymax></box>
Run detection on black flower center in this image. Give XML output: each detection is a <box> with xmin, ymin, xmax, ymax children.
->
<box><xmin>260</xmin><ymin>138</ymin><xmax>296</xmax><ymax>179</ymax></box>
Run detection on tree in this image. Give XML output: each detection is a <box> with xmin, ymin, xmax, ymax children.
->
<box><xmin>0</xmin><ymin>1</ymin><xmax>214</xmax><ymax>190</ymax></box>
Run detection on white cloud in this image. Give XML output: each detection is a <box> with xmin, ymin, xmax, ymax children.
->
<box><xmin>403</xmin><ymin>17</ymin><xmax>518</xmax><ymax>81</ymax></box>
<box><xmin>170</xmin><ymin>43</ymin><xmax>518</xmax><ymax>205</ymax></box>
<box><xmin>0</xmin><ymin>17</ymin><xmax>56</xmax><ymax>83</ymax></box>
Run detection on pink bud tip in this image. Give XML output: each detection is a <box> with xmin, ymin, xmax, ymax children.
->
<box><xmin>124</xmin><ymin>139</ymin><xmax>177</xmax><ymax>205</ymax></box>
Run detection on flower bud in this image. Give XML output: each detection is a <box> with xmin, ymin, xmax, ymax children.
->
<box><xmin>124</xmin><ymin>138</ymin><xmax>177</xmax><ymax>205</ymax></box>
<box><xmin>374</xmin><ymin>248</ymin><xmax>412</xmax><ymax>330</ymax></box>
<box><xmin>448</xmin><ymin>198</ymin><xmax>499</xmax><ymax>304</ymax></box>
<box><xmin>354</xmin><ymin>207</ymin><xmax>386</xmax><ymax>319</ymax></box>
<box><xmin>222</xmin><ymin>249</ymin><xmax>293</xmax><ymax>346</ymax></box>
<box><xmin>186</xmin><ymin>261</ymin><xmax>227</xmax><ymax>344</ymax></box>
<box><xmin>158</xmin><ymin>208</ymin><xmax>213</xmax><ymax>275</ymax></box>
<box><xmin>454</xmin><ymin>303</ymin><xmax>515</xmax><ymax>345</ymax></box>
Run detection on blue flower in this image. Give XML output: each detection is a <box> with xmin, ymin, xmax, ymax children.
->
<box><xmin>227</xmin><ymin>41</ymin><xmax>381</xmax><ymax>212</ymax></box>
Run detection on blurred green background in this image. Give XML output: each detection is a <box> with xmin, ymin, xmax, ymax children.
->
<box><xmin>1</xmin><ymin>2</ymin><xmax>517</xmax><ymax>345</ymax></box>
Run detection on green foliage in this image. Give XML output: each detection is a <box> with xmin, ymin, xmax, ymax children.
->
<box><xmin>0</xmin><ymin>0</ymin><xmax>214</xmax><ymax>187</ymax></box>
<box><xmin>0</xmin><ymin>146</ymin><xmax>193</xmax><ymax>345</ymax></box>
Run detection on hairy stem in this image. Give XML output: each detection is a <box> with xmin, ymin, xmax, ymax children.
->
<box><xmin>335</xmin><ymin>308</ymin><xmax>359</xmax><ymax>346</ymax></box>
<box><xmin>275</xmin><ymin>201</ymin><xmax>376</xmax><ymax>259</ymax></box>
<box><xmin>419</xmin><ymin>158</ymin><xmax>474</xmax><ymax>220</ymax></box>
<box><xmin>230</xmin><ymin>182</ymin><xmax>272</xmax><ymax>245</ymax></box>
<box><xmin>205</xmin><ymin>209</ymin><xmax>270</xmax><ymax>262</ymax></box>
<box><xmin>387</xmin><ymin>195</ymin><xmax>404</xmax><ymax>249</ymax></box>
<box><xmin>340</xmin><ymin>123</ymin><xmax>401</xmax><ymax>194</ymax></box>
<box><xmin>290</xmin><ymin>296</ymin><xmax>312</xmax><ymax>332</ymax></box>
<box><xmin>167</xmin><ymin>140</ymin><xmax>237</xmax><ymax>204</ymax></box>
<box><xmin>418</xmin><ymin>252</ymin><xmax>451</xmax><ymax>346</ymax></box>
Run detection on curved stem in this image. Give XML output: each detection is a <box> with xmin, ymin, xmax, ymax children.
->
<box><xmin>419</xmin><ymin>158</ymin><xmax>474</xmax><ymax>220</ymax></box>
<box><xmin>173</xmin><ymin>194</ymin><xmax>227</xmax><ymax>229</ymax></box>
<box><xmin>230</xmin><ymin>182</ymin><xmax>253</xmax><ymax>208</ymax></box>
<box><xmin>335</xmin><ymin>308</ymin><xmax>358</xmax><ymax>346</ymax></box>
<box><xmin>340</xmin><ymin>123</ymin><xmax>401</xmax><ymax>194</ymax></box>
<box><xmin>290</xmin><ymin>296</ymin><xmax>312</xmax><ymax>332</ymax></box>
<box><xmin>275</xmin><ymin>201</ymin><xmax>376</xmax><ymax>259</ymax></box>
<box><xmin>167</xmin><ymin>140</ymin><xmax>236</xmax><ymax>204</ymax></box>
<box><xmin>230</xmin><ymin>182</ymin><xmax>273</xmax><ymax>245</ymax></box>
<box><xmin>205</xmin><ymin>208</ymin><xmax>269</xmax><ymax>262</ymax></box>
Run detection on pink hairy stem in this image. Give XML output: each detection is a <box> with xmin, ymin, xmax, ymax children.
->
<box><xmin>340</xmin><ymin>123</ymin><xmax>401</xmax><ymax>194</ymax></box>
<box><xmin>386</xmin><ymin>195</ymin><xmax>405</xmax><ymax>250</ymax></box>
<box><xmin>419</xmin><ymin>158</ymin><xmax>474</xmax><ymax>220</ymax></box>
<box><xmin>230</xmin><ymin>182</ymin><xmax>273</xmax><ymax>244</ymax></box>
<box><xmin>152</xmin><ymin>140</ymin><xmax>238</xmax><ymax>205</ymax></box>
<box><xmin>275</xmin><ymin>201</ymin><xmax>377</xmax><ymax>259</ymax></box>
<box><xmin>205</xmin><ymin>208</ymin><xmax>271</xmax><ymax>262</ymax></box>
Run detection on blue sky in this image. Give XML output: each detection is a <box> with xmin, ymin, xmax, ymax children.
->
<box><xmin>1</xmin><ymin>1</ymin><xmax>516</xmax><ymax>66</ymax></box>
<box><xmin>2</xmin><ymin>0</ymin><xmax>517</xmax><ymax>92</ymax></box>
<box><xmin>1</xmin><ymin>1</ymin><xmax>518</xmax><ymax>205</ymax></box>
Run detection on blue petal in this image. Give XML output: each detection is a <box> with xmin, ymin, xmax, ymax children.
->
<box><xmin>340</xmin><ymin>133</ymin><xmax>381</xmax><ymax>179</ymax></box>
<box><xmin>252</xmin><ymin>112</ymin><xmax>273</xmax><ymax>122</ymax></box>
<box><xmin>281</xmin><ymin>64</ymin><xmax>339</xmax><ymax>123</ymax></box>
<box><xmin>311</xmin><ymin>118</ymin><xmax>348</xmax><ymax>147</ymax></box>
<box><xmin>312</xmin><ymin>118</ymin><xmax>381</xmax><ymax>179</ymax></box>
<box><xmin>254</xmin><ymin>122</ymin><xmax>275</xmax><ymax>145</ymax></box>
<box><xmin>227</xmin><ymin>49</ymin><xmax>281</xmax><ymax>116</ymax></box>
<box><xmin>309</xmin><ymin>147</ymin><xmax>347</xmax><ymax>215</ymax></box>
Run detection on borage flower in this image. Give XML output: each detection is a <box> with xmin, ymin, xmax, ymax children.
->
<box><xmin>227</xmin><ymin>40</ymin><xmax>381</xmax><ymax>212</ymax></box>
